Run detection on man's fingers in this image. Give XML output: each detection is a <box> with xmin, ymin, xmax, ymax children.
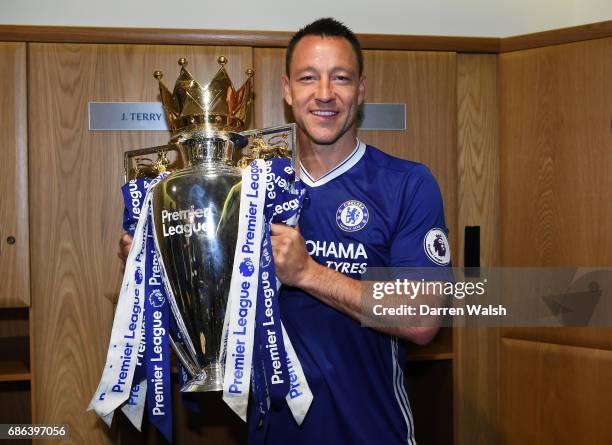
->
<box><xmin>270</xmin><ymin>223</ymin><xmax>302</xmax><ymax>239</ymax></box>
<box><xmin>118</xmin><ymin>232</ymin><xmax>133</xmax><ymax>262</ymax></box>
<box><xmin>119</xmin><ymin>232</ymin><xmax>133</xmax><ymax>246</ymax></box>
<box><xmin>270</xmin><ymin>223</ymin><xmax>290</xmax><ymax>236</ymax></box>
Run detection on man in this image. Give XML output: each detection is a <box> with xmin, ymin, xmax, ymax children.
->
<box><xmin>119</xmin><ymin>18</ymin><xmax>450</xmax><ymax>444</ymax></box>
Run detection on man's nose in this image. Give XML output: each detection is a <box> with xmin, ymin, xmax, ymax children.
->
<box><xmin>315</xmin><ymin>78</ymin><xmax>333</xmax><ymax>102</ymax></box>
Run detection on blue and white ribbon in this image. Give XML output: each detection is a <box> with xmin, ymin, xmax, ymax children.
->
<box><xmin>89</xmin><ymin>173</ymin><xmax>173</xmax><ymax>442</ymax></box>
<box><xmin>221</xmin><ymin>158</ymin><xmax>313</xmax><ymax>424</ymax></box>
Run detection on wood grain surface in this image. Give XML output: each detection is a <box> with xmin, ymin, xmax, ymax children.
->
<box><xmin>0</xmin><ymin>43</ymin><xmax>30</xmax><ymax>308</ymax></box>
<box><xmin>0</xmin><ymin>24</ymin><xmax>498</xmax><ymax>53</ymax></box>
<box><xmin>1</xmin><ymin>21</ymin><xmax>610</xmax><ymax>53</ymax></box>
<box><xmin>501</xmin><ymin>337</ymin><xmax>612</xmax><ymax>444</ymax></box>
<box><xmin>456</xmin><ymin>54</ymin><xmax>500</xmax><ymax>268</ymax></box>
<box><xmin>500</xmin><ymin>20</ymin><xmax>612</xmax><ymax>53</ymax></box>
<box><xmin>499</xmin><ymin>37</ymin><xmax>612</xmax><ymax>443</ymax></box>
<box><xmin>500</xmin><ymin>37</ymin><xmax>612</xmax><ymax>268</ymax></box>
<box><xmin>253</xmin><ymin>48</ymin><xmax>290</xmax><ymax>128</ymax></box>
<box><xmin>454</xmin><ymin>53</ymin><xmax>501</xmax><ymax>445</ymax></box>
<box><xmin>28</xmin><ymin>43</ymin><xmax>251</xmax><ymax>444</ymax></box>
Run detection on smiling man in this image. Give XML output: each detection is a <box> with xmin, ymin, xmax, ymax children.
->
<box><xmin>117</xmin><ymin>17</ymin><xmax>450</xmax><ymax>445</ymax></box>
<box><xmin>261</xmin><ymin>18</ymin><xmax>451</xmax><ymax>445</ymax></box>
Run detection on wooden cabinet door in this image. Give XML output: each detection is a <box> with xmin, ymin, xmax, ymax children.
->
<box><xmin>499</xmin><ymin>37</ymin><xmax>612</xmax><ymax>444</ymax></box>
<box><xmin>0</xmin><ymin>42</ymin><xmax>29</xmax><ymax>308</ymax></box>
<box><xmin>28</xmin><ymin>43</ymin><xmax>251</xmax><ymax>445</ymax></box>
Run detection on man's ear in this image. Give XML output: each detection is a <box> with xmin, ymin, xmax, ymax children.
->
<box><xmin>358</xmin><ymin>75</ymin><xmax>366</xmax><ymax>105</ymax></box>
<box><xmin>282</xmin><ymin>74</ymin><xmax>293</xmax><ymax>106</ymax></box>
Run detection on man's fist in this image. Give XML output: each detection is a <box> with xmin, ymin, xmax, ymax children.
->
<box><xmin>270</xmin><ymin>224</ymin><xmax>313</xmax><ymax>287</ymax></box>
<box><xmin>118</xmin><ymin>232</ymin><xmax>133</xmax><ymax>262</ymax></box>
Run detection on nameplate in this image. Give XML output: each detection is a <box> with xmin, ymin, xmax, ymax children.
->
<box><xmin>89</xmin><ymin>102</ymin><xmax>406</xmax><ymax>131</ymax></box>
<box><xmin>89</xmin><ymin>102</ymin><xmax>169</xmax><ymax>131</ymax></box>
<box><xmin>359</xmin><ymin>103</ymin><xmax>406</xmax><ymax>131</ymax></box>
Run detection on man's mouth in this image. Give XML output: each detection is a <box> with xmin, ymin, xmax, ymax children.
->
<box><xmin>310</xmin><ymin>110</ymin><xmax>339</xmax><ymax>117</ymax></box>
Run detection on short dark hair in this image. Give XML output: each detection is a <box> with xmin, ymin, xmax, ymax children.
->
<box><xmin>285</xmin><ymin>18</ymin><xmax>363</xmax><ymax>77</ymax></box>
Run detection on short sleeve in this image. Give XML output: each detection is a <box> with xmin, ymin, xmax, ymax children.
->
<box><xmin>389</xmin><ymin>165</ymin><xmax>451</xmax><ymax>268</ymax></box>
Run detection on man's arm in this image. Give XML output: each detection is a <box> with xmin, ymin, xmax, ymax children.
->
<box><xmin>270</xmin><ymin>223</ymin><xmax>439</xmax><ymax>345</ymax></box>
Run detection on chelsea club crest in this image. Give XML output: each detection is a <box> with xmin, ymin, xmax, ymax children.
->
<box><xmin>336</xmin><ymin>200</ymin><xmax>369</xmax><ymax>232</ymax></box>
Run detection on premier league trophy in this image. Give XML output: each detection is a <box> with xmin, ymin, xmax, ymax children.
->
<box><xmin>90</xmin><ymin>57</ymin><xmax>307</xmax><ymax>438</ymax></box>
<box><xmin>151</xmin><ymin>56</ymin><xmax>252</xmax><ymax>392</ymax></box>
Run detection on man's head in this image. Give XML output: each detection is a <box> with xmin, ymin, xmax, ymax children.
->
<box><xmin>283</xmin><ymin>18</ymin><xmax>366</xmax><ymax>147</ymax></box>
<box><xmin>285</xmin><ymin>18</ymin><xmax>363</xmax><ymax>79</ymax></box>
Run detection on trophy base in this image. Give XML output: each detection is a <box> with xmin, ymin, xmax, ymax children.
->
<box><xmin>180</xmin><ymin>363</ymin><xmax>223</xmax><ymax>392</ymax></box>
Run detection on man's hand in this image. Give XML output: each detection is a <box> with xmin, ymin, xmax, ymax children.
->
<box><xmin>270</xmin><ymin>224</ymin><xmax>315</xmax><ymax>287</ymax></box>
<box><xmin>118</xmin><ymin>232</ymin><xmax>133</xmax><ymax>262</ymax></box>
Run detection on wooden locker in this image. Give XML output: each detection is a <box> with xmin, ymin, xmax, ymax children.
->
<box><xmin>0</xmin><ymin>42</ymin><xmax>29</xmax><ymax>308</ymax></box>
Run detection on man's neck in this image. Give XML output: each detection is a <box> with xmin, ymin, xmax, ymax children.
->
<box><xmin>298</xmin><ymin>132</ymin><xmax>359</xmax><ymax>181</ymax></box>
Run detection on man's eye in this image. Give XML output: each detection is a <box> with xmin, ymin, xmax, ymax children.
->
<box><xmin>333</xmin><ymin>75</ymin><xmax>351</xmax><ymax>82</ymax></box>
<box><xmin>299</xmin><ymin>75</ymin><xmax>314</xmax><ymax>81</ymax></box>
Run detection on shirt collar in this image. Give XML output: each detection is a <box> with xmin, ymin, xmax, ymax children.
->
<box><xmin>299</xmin><ymin>139</ymin><xmax>366</xmax><ymax>188</ymax></box>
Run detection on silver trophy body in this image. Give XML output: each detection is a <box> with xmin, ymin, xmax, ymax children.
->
<box><xmin>152</xmin><ymin>133</ymin><xmax>241</xmax><ymax>391</ymax></box>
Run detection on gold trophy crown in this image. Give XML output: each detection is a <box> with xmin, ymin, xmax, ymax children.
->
<box><xmin>153</xmin><ymin>56</ymin><xmax>254</xmax><ymax>138</ymax></box>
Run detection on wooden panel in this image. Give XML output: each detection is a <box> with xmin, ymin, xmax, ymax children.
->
<box><xmin>456</xmin><ymin>54</ymin><xmax>500</xmax><ymax>268</ymax></box>
<box><xmin>0</xmin><ymin>42</ymin><xmax>29</xmax><ymax>308</ymax></box>
<box><xmin>501</xmin><ymin>338</ymin><xmax>612</xmax><ymax>444</ymax></box>
<box><xmin>253</xmin><ymin>48</ymin><xmax>290</xmax><ymax>128</ymax></box>
<box><xmin>28</xmin><ymin>43</ymin><xmax>252</xmax><ymax>444</ymax></box>
<box><xmin>499</xmin><ymin>37</ymin><xmax>612</xmax><ymax>347</ymax></box>
<box><xmin>0</xmin><ymin>25</ymin><xmax>499</xmax><ymax>53</ymax></box>
<box><xmin>359</xmin><ymin>50</ymin><xmax>457</xmax><ymax>261</ymax></box>
<box><xmin>501</xmin><ymin>327</ymin><xmax>612</xmax><ymax>351</ymax></box>
<box><xmin>500</xmin><ymin>37</ymin><xmax>612</xmax><ymax>268</ymax></box>
<box><xmin>499</xmin><ymin>38</ymin><xmax>612</xmax><ymax>444</ymax></box>
<box><xmin>0</xmin><ymin>21</ymin><xmax>611</xmax><ymax>54</ymax></box>
<box><xmin>454</xmin><ymin>53</ymin><xmax>501</xmax><ymax>445</ymax></box>
<box><xmin>500</xmin><ymin>20</ymin><xmax>612</xmax><ymax>53</ymax></box>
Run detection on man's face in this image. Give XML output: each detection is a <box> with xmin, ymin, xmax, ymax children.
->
<box><xmin>283</xmin><ymin>35</ymin><xmax>365</xmax><ymax>146</ymax></box>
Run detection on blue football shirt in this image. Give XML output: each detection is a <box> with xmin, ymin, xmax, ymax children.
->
<box><xmin>249</xmin><ymin>140</ymin><xmax>451</xmax><ymax>445</ymax></box>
